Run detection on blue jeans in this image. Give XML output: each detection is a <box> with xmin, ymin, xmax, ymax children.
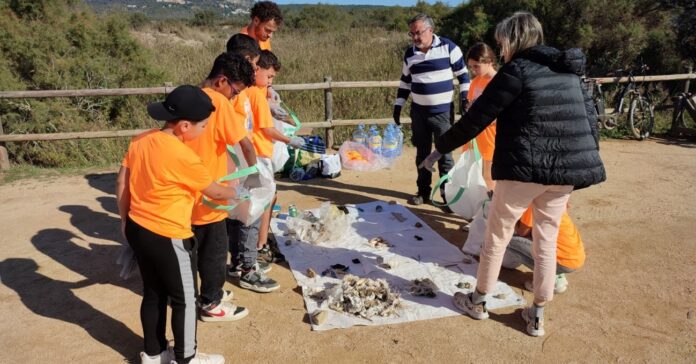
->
<box><xmin>226</xmin><ymin>218</ymin><xmax>259</xmax><ymax>269</ymax></box>
<box><xmin>410</xmin><ymin>104</ymin><xmax>454</xmax><ymax>198</ymax></box>
<box><xmin>502</xmin><ymin>236</ymin><xmax>575</xmax><ymax>274</ymax></box>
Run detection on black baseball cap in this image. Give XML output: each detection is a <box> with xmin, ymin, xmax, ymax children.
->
<box><xmin>147</xmin><ymin>85</ymin><xmax>215</xmax><ymax>122</ymax></box>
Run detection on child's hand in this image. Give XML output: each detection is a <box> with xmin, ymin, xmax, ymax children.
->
<box><xmin>289</xmin><ymin>136</ymin><xmax>305</xmax><ymax>149</ymax></box>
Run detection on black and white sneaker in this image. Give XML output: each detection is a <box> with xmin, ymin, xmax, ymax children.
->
<box><xmin>239</xmin><ymin>268</ymin><xmax>279</xmax><ymax>293</ymax></box>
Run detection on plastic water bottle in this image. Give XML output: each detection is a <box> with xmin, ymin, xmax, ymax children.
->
<box><xmin>395</xmin><ymin>125</ymin><xmax>404</xmax><ymax>156</ymax></box>
<box><xmin>382</xmin><ymin>125</ymin><xmax>398</xmax><ymax>159</ymax></box>
<box><xmin>368</xmin><ymin>125</ymin><xmax>382</xmax><ymax>155</ymax></box>
<box><xmin>352</xmin><ymin>124</ymin><xmax>367</xmax><ymax>146</ymax></box>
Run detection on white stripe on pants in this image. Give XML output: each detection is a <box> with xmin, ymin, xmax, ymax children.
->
<box><xmin>476</xmin><ymin>180</ymin><xmax>572</xmax><ymax>303</ymax></box>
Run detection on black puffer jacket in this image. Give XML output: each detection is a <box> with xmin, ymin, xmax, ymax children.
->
<box><xmin>435</xmin><ymin>45</ymin><xmax>606</xmax><ymax>189</ymax></box>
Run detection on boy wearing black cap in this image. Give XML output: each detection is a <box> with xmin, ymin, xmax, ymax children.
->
<box><xmin>116</xmin><ymin>85</ymin><xmax>231</xmax><ymax>364</ymax></box>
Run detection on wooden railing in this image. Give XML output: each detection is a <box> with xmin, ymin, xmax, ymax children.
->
<box><xmin>1</xmin><ymin>71</ymin><xmax>694</xmax><ymax>170</ymax></box>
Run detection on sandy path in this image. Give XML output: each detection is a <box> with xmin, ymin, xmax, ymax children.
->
<box><xmin>1</xmin><ymin>139</ymin><xmax>695</xmax><ymax>363</ymax></box>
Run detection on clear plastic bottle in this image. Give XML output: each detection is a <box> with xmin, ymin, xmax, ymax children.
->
<box><xmin>368</xmin><ymin>125</ymin><xmax>382</xmax><ymax>155</ymax></box>
<box><xmin>382</xmin><ymin>124</ymin><xmax>398</xmax><ymax>159</ymax></box>
<box><xmin>395</xmin><ymin>125</ymin><xmax>404</xmax><ymax>156</ymax></box>
<box><xmin>352</xmin><ymin>124</ymin><xmax>367</xmax><ymax>146</ymax></box>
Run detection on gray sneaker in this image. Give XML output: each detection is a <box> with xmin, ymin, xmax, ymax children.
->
<box><xmin>521</xmin><ymin>306</ymin><xmax>545</xmax><ymax>337</ymax></box>
<box><xmin>239</xmin><ymin>269</ymin><xmax>280</xmax><ymax>293</ymax></box>
<box><xmin>228</xmin><ymin>261</ymin><xmax>271</xmax><ymax>278</ymax></box>
<box><xmin>452</xmin><ymin>291</ymin><xmax>489</xmax><ymax>320</ymax></box>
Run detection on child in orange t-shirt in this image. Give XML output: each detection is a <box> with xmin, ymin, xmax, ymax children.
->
<box><xmin>185</xmin><ymin>52</ymin><xmax>257</xmax><ymax>323</ymax></box>
<box><xmin>461</xmin><ymin>42</ymin><xmax>498</xmax><ymax>191</ymax></box>
<box><xmin>502</xmin><ymin>204</ymin><xmax>586</xmax><ymax>294</ymax></box>
<box><xmin>116</xmin><ymin>85</ymin><xmax>236</xmax><ymax>364</ymax></box>
<box><xmin>228</xmin><ymin>50</ymin><xmax>305</xmax><ymax>293</ymax></box>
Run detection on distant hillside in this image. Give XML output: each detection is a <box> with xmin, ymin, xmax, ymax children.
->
<box><xmin>84</xmin><ymin>0</ymin><xmax>254</xmax><ymax>19</ymax></box>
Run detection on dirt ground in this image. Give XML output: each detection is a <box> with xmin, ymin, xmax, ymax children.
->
<box><xmin>1</xmin><ymin>139</ymin><xmax>695</xmax><ymax>363</ymax></box>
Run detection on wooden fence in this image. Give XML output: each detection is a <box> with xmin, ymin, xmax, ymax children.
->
<box><xmin>0</xmin><ymin>71</ymin><xmax>694</xmax><ymax>170</ymax></box>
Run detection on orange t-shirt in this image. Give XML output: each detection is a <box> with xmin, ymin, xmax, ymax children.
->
<box><xmin>519</xmin><ymin>208</ymin><xmax>586</xmax><ymax>270</ymax></box>
<box><xmin>247</xmin><ymin>85</ymin><xmax>275</xmax><ymax>158</ymax></box>
<box><xmin>122</xmin><ymin>129</ymin><xmax>213</xmax><ymax>239</ymax></box>
<box><xmin>462</xmin><ymin>75</ymin><xmax>496</xmax><ymax>161</ymax></box>
<box><xmin>185</xmin><ymin>88</ymin><xmax>248</xmax><ymax>225</ymax></box>
<box><xmin>240</xmin><ymin>26</ymin><xmax>271</xmax><ymax>51</ymax></box>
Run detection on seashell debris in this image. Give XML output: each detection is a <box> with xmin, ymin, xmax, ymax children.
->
<box><xmin>318</xmin><ymin>274</ymin><xmax>401</xmax><ymax>319</ymax></box>
<box><xmin>410</xmin><ymin>278</ymin><xmax>438</xmax><ymax>298</ymax></box>
<box><xmin>368</xmin><ymin>237</ymin><xmax>393</xmax><ymax>249</ymax></box>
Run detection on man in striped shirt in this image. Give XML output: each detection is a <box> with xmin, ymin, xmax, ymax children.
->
<box><xmin>393</xmin><ymin>14</ymin><xmax>471</xmax><ymax>207</ymax></box>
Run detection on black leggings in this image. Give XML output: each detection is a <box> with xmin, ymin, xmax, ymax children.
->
<box><xmin>126</xmin><ymin>218</ymin><xmax>198</xmax><ymax>363</ymax></box>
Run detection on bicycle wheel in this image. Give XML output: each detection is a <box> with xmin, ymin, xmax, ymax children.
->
<box><xmin>628</xmin><ymin>97</ymin><xmax>654</xmax><ymax>140</ymax></box>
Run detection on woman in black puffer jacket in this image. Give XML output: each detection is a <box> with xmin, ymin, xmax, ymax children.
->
<box><xmin>420</xmin><ymin>12</ymin><xmax>606</xmax><ymax>336</ymax></box>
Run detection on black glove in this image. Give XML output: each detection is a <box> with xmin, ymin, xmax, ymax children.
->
<box><xmin>392</xmin><ymin>105</ymin><xmax>402</xmax><ymax>126</ymax></box>
<box><xmin>460</xmin><ymin>96</ymin><xmax>469</xmax><ymax>115</ymax></box>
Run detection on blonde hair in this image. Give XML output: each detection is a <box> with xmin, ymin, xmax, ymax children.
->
<box><xmin>495</xmin><ymin>12</ymin><xmax>544</xmax><ymax>63</ymax></box>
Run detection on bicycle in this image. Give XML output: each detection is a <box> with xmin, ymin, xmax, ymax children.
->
<box><xmin>670</xmin><ymin>91</ymin><xmax>696</xmax><ymax>137</ymax></box>
<box><xmin>583</xmin><ymin>65</ymin><xmax>655</xmax><ymax>140</ymax></box>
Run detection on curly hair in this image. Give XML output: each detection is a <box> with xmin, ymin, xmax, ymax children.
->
<box><xmin>250</xmin><ymin>1</ymin><xmax>283</xmax><ymax>24</ymax></box>
<box><xmin>206</xmin><ymin>53</ymin><xmax>255</xmax><ymax>87</ymax></box>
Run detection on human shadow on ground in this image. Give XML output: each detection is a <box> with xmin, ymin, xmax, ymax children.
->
<box><xmin>31</xmin><ymin>226</ymin><xmax>141</xmax><ymax>296</ymax></box>
<box><xmin>59</xmin><ymin>204</ymin><xmax>122</xmax><ymax>243</ymax></box>
<box><xmin>85</xmin><ymin>172</ymin><xmax>117</xmax><ymax>196</ymax></box>
<box><xmin>0</xmin><ymin>258</ymin><xmax>142</xmax><ymax>360</ymax></box>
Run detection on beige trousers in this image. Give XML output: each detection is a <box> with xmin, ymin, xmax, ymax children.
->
<box><xmin>476</xmin><ymin>180</ymin><xmax>573</xmax><ymax>303</ymax></box>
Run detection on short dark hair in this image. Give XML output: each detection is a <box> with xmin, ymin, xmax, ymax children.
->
<box><xmin>206</xmin><ymin>53</ymin><xmax>255</xmax><ymax>87</ymax></box>
<box><xmin>250</xmin><ymin>1</ymin><xmax>283</xmax><ymax>24</ymax></box>
<box><xmin>257</xmin><ymin>50</ymin><xmax>281</xmax><ymax>71</ymax></box>
<box><xmin>226</xmin><ymin>33</ymin><xmax>261</xmax><ymax>60</ymax></box>
<box><xmin>466</xmin><ymin>42</ymin><xmax>498</xmax><ymax>67</ymax></box>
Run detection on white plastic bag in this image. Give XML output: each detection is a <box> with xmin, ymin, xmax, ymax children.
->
<box><xmin>432</xmin><ymin>141</ymin><xmax>488</xmax><ymax>219</ymax></box>
<box><xmin>461</xmin><ymin>199</ymin><xmax>490</xmax><ymax>256</ymax></box>
<box><xmin>272</xmin><ymin>142</ymin><xmax>290</xmax><ymax>173</ymax></box>
<box><xmin>339</xmin><ymin>141</ymin><xmax>387</xmax><ymax>172</ymax></box>
<box><xmin>320</xmin><ymin>154</ymin><xmax>341</xmax><ymax>178</ymax></box>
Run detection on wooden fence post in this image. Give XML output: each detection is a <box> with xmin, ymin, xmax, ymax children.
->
<box><xmin>685</xmin><ymin>66</ymin><xmax>693</xmax><ymax>93</ymax></box>
<box><xmin>0</xmin><ymin>122</ymin><xmax>10</xmax><ymax>171</ymax></box>
<box><xmin>324</xmin><ymin>76</ymin><xmax>334</xmax><ymax>149</ymax></box>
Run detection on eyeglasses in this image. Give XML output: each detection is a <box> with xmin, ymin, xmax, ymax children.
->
<box><xmin>218</xmin><ymin>76</ymin><xmax>243</xmax><ymax>96</ymax></box>
<box><xmin>408</xmin><ymin>27</ymin><xmax>431</xmax><ymax>38</ymax></box>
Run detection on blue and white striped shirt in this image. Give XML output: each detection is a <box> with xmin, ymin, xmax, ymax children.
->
<box><xmin>395</xmin><ymin>35</ymin><xmax>470</xmax><ymax>114</ymax></box>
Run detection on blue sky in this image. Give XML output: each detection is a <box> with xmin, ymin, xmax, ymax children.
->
<box><xmin>276</xmin><ymin>0</ymin><xmax>461</xmax><ymax>6</ymax></box>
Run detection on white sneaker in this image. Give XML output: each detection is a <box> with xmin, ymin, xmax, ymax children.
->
<box><xmin>221</xmin><ymin>289</ymin><xmax>234</xmax><ymax>302</ymax></box>
<box><xmin>452</xmin><ymin>292</ymin><xmax>489</xmax><ymax>320</ymax></box>
<box><xmin>169</xmin><ymin>352</ymin><xmax>225</xmax><ymax>364</ymax></box>
<box><xmin>140</xmin><ymin>350</ymin><xmax>172</xmax><ymax>364</ymax></box>
<box><xmin>200</xmin><ymin>301</ymin><xmax>248</xmax><ymax>322</ymax></box>
<box><xmin>554</xmin><ymin>273</ymin><xmax>568</xmax><ymax>293</ymax></box>
<box><xmin>187</xmin><ymin>352</ymin><xmax>225</xmax><ymax>364</ymax></box>
<box><xmin>524</xmin><ymin>274</ymin><xmax>569</xmax><ymax>294</ymax></box>
<box><xmin>521</xmin><ymin>306</ymin><xmax>545</xmax><ymax>337</ymax></box>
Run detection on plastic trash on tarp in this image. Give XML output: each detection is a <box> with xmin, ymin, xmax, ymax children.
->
<box><xmin>285</xmin><ymin>202</ymin><xmax>350</xmax><ymax>245</ymax></box>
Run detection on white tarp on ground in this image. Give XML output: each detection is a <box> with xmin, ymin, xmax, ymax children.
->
<box><xmin>270</xmin><ymin>200</ymin><xmax>525</xmax><ymax>331</ymax></box>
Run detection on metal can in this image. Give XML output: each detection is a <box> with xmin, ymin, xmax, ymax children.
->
<box><xmin>288</xmin><ymin>204</ymin><xmax>298</xmax><ymax>218</ymax></box>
